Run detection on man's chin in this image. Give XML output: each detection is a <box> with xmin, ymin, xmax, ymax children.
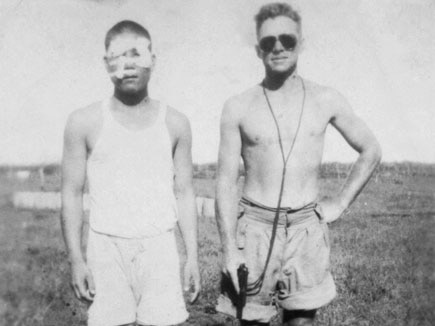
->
<box><xmin>267</xmin><ymin>63</ymin><xmax>297</xmax><ymax>77</ymax></box>
<box><xmin>268</xmin><ymin>69</ymin><xmax>293</xmax><ymax>79</ymax></box>
<box><xmin>116</xmin><ymin>84</ymin><xmax>142</xmax><ymax>94</ymax></box>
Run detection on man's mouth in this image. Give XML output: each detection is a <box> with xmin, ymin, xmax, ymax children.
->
<box><xmin>271</xmin><ymin>57</ymin><xmax>287</xmax><ymax>62</ymax></box>
<box><xmin>121</xmin><ymin>74</ymin><xmax>138</xmax><ymax>81</ymax></box>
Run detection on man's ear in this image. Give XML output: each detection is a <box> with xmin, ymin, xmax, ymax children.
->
<box><xmin>255</xmin><ymin>44</ymin><xmax>262</xmax><ymax>59</ymax></box>
<box><xmin>150</xmin><ymin>53</ymin><xmax>156</xmax><ymax>71</ymax></box>
<box><xmin>103</xmin><ymin>56</ymin><xmax>110</xmax><ymax>73</ymax></box>
<box><xmin>298</xmin><ymin>36</ymin><xmax>305</xmax><ymax>54</ymax></box>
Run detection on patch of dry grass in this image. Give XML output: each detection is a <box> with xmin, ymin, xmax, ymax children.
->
<box><xmin>1</xmin><ymin>165</ymin><xmax>434</xmax><ymax>325</ymax></box>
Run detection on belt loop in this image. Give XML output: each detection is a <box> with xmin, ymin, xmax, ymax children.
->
<box><xmin>284</xmin><ymin>212</ymin><xmax>289</xmax><ymax>236</ymax></box>
<box><xmin>314</xmin><ymin>203</ymin><xmax>325</xmax><ymax>222</ymax></box>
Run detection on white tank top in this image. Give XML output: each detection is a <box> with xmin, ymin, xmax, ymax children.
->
<box><xmin>87</xmin><ymin>99</ymin><xmax>178</xmax><ymax>238</ymax></box>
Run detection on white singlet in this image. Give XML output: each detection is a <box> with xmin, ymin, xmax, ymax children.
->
<box><xmin>87</xmin><ymin>99</ymin><xmax>178</xmax><ymax>238</ymax></box>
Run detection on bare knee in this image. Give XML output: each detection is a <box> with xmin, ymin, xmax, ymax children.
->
<box><xmin>282</xmin><ymin>309</ymin><xmax>316</xmax><ymax>326</ymax></box>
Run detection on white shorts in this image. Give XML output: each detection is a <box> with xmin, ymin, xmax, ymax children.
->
<box><xmin>86</xmin><ymin>228</ymin><xmax>188</xmax><ymax>326</ymax></box>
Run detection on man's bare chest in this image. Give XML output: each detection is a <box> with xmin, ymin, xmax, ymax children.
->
<box><xmin>240</xmin><ymin>101</ymin><xmax>327</xmax><ymax>148</ymax></box>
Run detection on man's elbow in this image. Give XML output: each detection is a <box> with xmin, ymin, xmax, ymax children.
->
<box><xmin>372</xmin><ymin>139</ymin><xmax>382</xmax><ymax>162</ymax></box>
<box><xmin>61</xmin><ymin>183</ymin><xmax>84</xmax><ymax>209</ymax></box>
<box><xmin>61</xmin><ymin>184</ymin><xmax>84</xmax><ymax>200</ymax></box>
<box><xmin>364</xmin><ymin>140</ymin><xmax>382</xmax><ymax>166</ymax></box>
<box><xmin>174</xmin><ymin>183</ymin><xmax>195</xmax><ymax>200</ymax></box>
<box><xmin>216</xmin><ymin>177</ymin><xmax>238</xmax><ymax>198</ymax></box>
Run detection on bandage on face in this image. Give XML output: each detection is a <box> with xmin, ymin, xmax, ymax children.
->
<box><xmin>106</xmin><ymin>36</ymin><xmax>152</xmax><ymax>79</ymax></box>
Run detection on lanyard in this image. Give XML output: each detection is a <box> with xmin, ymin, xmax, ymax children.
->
<box><xmin>247</xmin><ymin>77</ymin><xmax>306</xmax><ymax>295</ymax></box>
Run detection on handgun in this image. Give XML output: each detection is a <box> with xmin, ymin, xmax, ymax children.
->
<box><xmin>236</xmin><ymin>263</ymin><xmax>249</xmax><ymax>320</ymax></box>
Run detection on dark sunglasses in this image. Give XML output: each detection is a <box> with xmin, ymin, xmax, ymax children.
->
<box><xmin>259</xmin><ymin>34</ymin><xmax>298</xmax><ymax>53</ymax></box>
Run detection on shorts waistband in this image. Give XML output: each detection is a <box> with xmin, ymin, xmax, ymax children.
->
<box><xmin>240</xmin><ymin>196</ymin><xmax>317</xmax><ymax>213</ymax></box>
<box><xmin>239</xmin><ymin>196</ymin><xmax>321</xmax><ymax>227</ymax></box>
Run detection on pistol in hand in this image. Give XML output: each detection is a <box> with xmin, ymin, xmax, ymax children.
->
<box><xmin>236</xmin><ymin>263</ymin><xmax>249</xmax><ymax>319</ymax></box>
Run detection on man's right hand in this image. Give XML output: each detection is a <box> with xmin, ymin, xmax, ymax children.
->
<box><xmin>70</xmin><ymin>259</ymin><xmax>96</xmax><ymax>302</ymax></box>
<box><xmin>223</xmin><ymin>249</ymin><xmax>246</xmax><ymax>293</ymax></box>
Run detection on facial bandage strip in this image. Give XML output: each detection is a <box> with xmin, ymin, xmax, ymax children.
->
<box><xmin>107</xmin><ymin>37</ymin><xmax>152</xmax><ymax>79</ymax></box>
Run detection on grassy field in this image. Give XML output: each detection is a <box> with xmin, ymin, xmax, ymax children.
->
<box><xmin>1</xmin><ymin>163</ymin><xmax>434</xmax><ymax>326</ymax></box>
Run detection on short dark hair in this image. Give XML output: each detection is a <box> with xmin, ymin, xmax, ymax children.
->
<box><xmin>105</xmin><ymin>20</ymin><xmax>152</xmax><ymax>50</ymax></box>
<box><xmin>254</xmin><ymin>2</ymin><xmax>301</xmax><ymax>34</ymax></box>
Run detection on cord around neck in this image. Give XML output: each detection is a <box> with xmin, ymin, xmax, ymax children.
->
<box><xmin>262</xmin><ymin>76</ymin><xmax>306</xmax><ymax>167</ymax></box>
<box><xmin>246</xmin><ymin>77</ymin><xmax>306</xmax><ymax>295</ymax></box>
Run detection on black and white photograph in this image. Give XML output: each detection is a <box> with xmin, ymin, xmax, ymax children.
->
<box><xmin>0</xmin><ymin>1</ymin><xmax>434</xmax><ymax>325</ymax></box>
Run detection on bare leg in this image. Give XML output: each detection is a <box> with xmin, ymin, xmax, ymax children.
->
<box><xmin>282</xmin><ymin>310</ymin><xmax>316</xmax><ymax>326</ymax></box>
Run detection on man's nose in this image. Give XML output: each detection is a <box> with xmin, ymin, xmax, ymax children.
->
<box><xmin>123</xmin><ymin>56</ymin><xmax>136</xmax><ymax>69</ymax></box>
<box><xmin>124</xmin><ymin>60</ymin><xmax>136</xmax><ymax>69</ymax></box>
<box><xmin>272</xmin><ymin>39</ymin><xmax>284</xmax><ymax>53</ymax></box>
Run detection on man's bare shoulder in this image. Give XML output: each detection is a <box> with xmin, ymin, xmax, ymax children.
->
<box><xmin>165</xmin><ymin>105</ymin><xmax>191</xmax><ymax>137</ymax></box>
<box><xmin>304</xmin><ymin>79</ymin><xmax>350</xmax><ymax>115</ymax></box>
<box><xmin>305</xmin><ymin>79</ymin><xmax>346</xmax><ymax>105</ymax></box>
<box><xmin>65</xmin><ymin>101</ymin><xmax>103</xmax><ymax>136</ymax></box>
<box><xmin>222</xmin><ymin>85</ymin><xmax>261</xmax><ymax>121</ymax></box>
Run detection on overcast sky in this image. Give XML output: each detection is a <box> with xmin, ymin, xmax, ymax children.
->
<box><xmin>1</xmin><ymin>0</ymin><xmax>434</xmax><ymax>164</ymax></box>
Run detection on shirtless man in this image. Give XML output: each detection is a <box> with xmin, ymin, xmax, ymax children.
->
<box><xmin>215</xmin><ymin>3</ymin><xmax>381</xmax><ymax>325</ymax></box>
<box><xmin>61</xmin><ymin>20</ymin><xmax>200</xmax><ymax>326</ymax></box>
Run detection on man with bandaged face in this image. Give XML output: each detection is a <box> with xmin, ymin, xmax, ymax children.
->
<box><xmin>61</xmin><ymin>21</ymin><xmax>200</xmax><ymax>326</ymax></box>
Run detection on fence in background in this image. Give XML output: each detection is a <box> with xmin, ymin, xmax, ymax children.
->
<box><xmin>12</xmin><ymin>192</ymin><xmax>216</xmax><ymax>217</ymax></box>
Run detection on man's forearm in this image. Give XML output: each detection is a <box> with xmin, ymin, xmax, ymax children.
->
<box><xmin>61</xmin><ymin>192</ymin><xmax>85</xmax><ymax>263</ymax></box>
<box><xmin>338</xmin><ymin>145</ymin><xmax>382</xmax><ymax>208</ymax></box>
<box><xmin>215</xmin><ymin>180</ymin><xmax>239</xmax><ymax>255</ymax></box>
<box><xmin>176</xmin><ymin>189</ymin><xmax>198</xmax><ymax>261</ymax></box>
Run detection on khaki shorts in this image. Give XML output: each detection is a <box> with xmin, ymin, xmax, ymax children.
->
<box><xmin>216</xmin><ymin>197</ymin><xmax>336</xmax><ymax>323</ymax></box>
<box><xmin>87</xmin><ymin>228</ymin><xmax>188</xmax><ymax>326</ymax></box>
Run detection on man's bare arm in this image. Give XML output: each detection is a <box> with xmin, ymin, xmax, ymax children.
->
<box><xmin>61</xmin><ymin>111</ymin><xmax>95</xmax><ymax>301</ymax></box>
<box><xmin>169</xmin><ymin>109</ymin><xmax>201</xmax><ymax>303</ymax></box>
<box><xmin>320</xmin><ymin>90</ymin><xmax>382</xmax><ymax>222</ymax></box>
<box><xmin>215</xmin><ymin>99</ymin><xmax>244</xmax><ymax>292</ymax></box>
